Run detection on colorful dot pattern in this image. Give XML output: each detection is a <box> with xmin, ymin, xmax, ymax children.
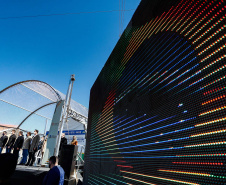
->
<box><xmin>84</xmin><ymin>0</ymin><xmax>226</xmax><ymax>184</ymax></box>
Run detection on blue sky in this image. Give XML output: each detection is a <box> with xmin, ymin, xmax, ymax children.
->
<box><xmin>0</xmin><ymin>0</ymin><xmax>141</xmax><ymax>109</ymax></box>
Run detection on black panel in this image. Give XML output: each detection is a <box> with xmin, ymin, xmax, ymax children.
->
<box><xmin>85</xmin><ymin>0</ymin><xmax>226</xmax><ymax>184</ymax></box>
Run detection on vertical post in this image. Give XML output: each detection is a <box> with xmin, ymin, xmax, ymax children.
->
<box><xmin>44</xmin><ymin>119</ymin><xmax>48</xmax><ymax>136</ymax></box>
<box><xmin>55</xmin><ymin>74</ymin><xmax>75</xmax><ymax>156</ymax></box>
<box><xmin>41</xmin><ymin>100</ymin><xmax>64</xmax><ymax>165</ymax></box>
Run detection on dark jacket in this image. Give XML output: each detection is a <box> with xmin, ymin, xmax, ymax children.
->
<box><xmin>0</xmin><ymin>135</ymin><xmax>8</xmax><ymax>147</ymax></box>
<box><xmin>43</xmin><ymin>165</ymin><xmax>65</xmax><ymax>185</ymax></box>
<box><xmin>6</xmin><ymin>134</ymin><xmax>16</xmax><ymax>148</ymax></box>
<box><xmin>59</xmin><ymin>137</ymin><xmax>67</xmax><ymax>150</ymax></box>
<box><xmin>13</xmin><ymin>135</ymin><xmax>24</xmax><ymax>149</ymax></box>
<box><xmin>29</xmin><ymin>135</ymin><xmax>40</xmax><ymax>152</ymax></box>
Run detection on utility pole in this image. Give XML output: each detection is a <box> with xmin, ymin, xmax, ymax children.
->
<box><xmin>54</xmin><ymin>74</ymin><xmax>75</xmax><ymax>156</ymax></box>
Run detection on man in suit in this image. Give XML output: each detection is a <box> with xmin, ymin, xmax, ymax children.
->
<box><xmin>25</xmin><ymin>129</ymin><xmax>40</xmax><ymax>166</ymax></box>
<box><xmin>59</xmin><ymin>133</ymin><xmax>67</xmax><ymax>159</ymax></box>
<box><xmin>59</xmin><ymin>133</ymin><xmax>67</xmax><ymax>151</ymax></box>
<box><xmin>13</xmin><ymin>131</ymin><xmax>24</xmax><ymax>159</ymax></box>
<box><xmin>0</xmin><ymin>131</ymin><xmax>8</xmax><ymax>153</ymax></box>
<box><xmin>6</xmin><ymin>130</ymin><xmax>16</xmax><ymax>153</ymax></box>
<box><xmin>19</xmin><ymin>132</ymin><xmax>32</xmax><ymax>165</ymax></box>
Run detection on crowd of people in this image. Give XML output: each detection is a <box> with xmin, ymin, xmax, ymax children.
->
<box><xmin>0</xmin><ymin>129</ymin><xmax>79</xmax><ymax>184</ymax></box>
<box><xmin>0</xmin><ymin>129</ymin><xmax>41</xmax><ymax>166</ymax></box>
<box><xmin>0</xmin><ymin>129</ymin><xmax>78</xmax><ymax>166</ymax></box>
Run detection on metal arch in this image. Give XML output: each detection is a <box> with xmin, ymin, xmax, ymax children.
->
<box><xmin>17</xmin><ymin>101</ymin><xmax>58</xmax><ymax>129</ymax></box>
<box><xmin>0</xmin><ymin>80</ymin><xmax>62</xmax><ymax>101</ymax></box>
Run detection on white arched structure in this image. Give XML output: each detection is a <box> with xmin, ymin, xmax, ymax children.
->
<box><xmin>0</xmin><ymin>80</ymin><xmax>88</xmax><ymax>134</ymax></box>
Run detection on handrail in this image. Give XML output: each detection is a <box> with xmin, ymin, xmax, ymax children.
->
<box><xmin>76</xmin><ymin>145</ymin><xmax>85</xmax><ymax>165</ymax></box>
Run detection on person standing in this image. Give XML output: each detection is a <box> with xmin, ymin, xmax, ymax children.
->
<box><xmin>0</xmin><ymin>131</ymin><xmax>8</xmax><ymax>153</ymax></box>
<box><xmin>37</xmin><ymin>136</ymin><xmax>45</xmax><ymax>164</ymax></box>
<box><xmin>59</xmin><ymin>133</ymin><xmax>67</xmax><ymax>152</ymax></box>
<box><xmin>25</xmin><ymin>129</ymin><xmax>40</xmax><ymax>166</ymax></box>
<box><xmin>13</xmin><ymin>131</ymin><xmax>24</xmax><ymax>159</ymax></box>
<box><xmin>19</xmin><ymin>132</ymin><xmax>32</xmax><ymax>165</ymax></box>
<box><xmin>71</xmin><ymin>136</ymin><xmax>78</xmax><ymax>146</ymax></box>
<box><xmin>41</xmin><ymin>136</ymin><xmax>48</xmax><ymax>158</ymax></box>
<box><xmin>6</xmin><ymin>130</ymin><xmax>16</xmax><ymax>153</ymax></box>
<box><xmin>42</xmin><ymin>156</ymin><xmax>65</xmax><ymax>185</ymax></box>
<box><xmin>38</xmin><ymin>136</ymin><xmax>45</xmax><ymax>150</ymax></box>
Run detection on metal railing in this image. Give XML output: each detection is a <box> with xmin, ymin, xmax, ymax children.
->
<box><xmin>75</xmin><ymin>144</ymin><xmax>85</xmax><ymax>182</ymax></box>
<box><xmin>76</xmin><ymin>144</ymin><xmax>85</xmax><ymax>166</ymax></box>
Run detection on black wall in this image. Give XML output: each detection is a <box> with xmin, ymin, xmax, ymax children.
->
<box><xmin>84</xmin><ymin>0</ymin><xmax>226</xmax><ymax>184</ymax></box>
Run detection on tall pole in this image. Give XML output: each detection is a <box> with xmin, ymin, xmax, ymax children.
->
<box><xmin>55</xmin><ymin>74</ymin><xmax>75</xmax><ymax>156</ymax></box>
<box><xmin>44</xmin><ymin>118</ymin><xmax>48</xmax><ymax>136</ymax></box>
